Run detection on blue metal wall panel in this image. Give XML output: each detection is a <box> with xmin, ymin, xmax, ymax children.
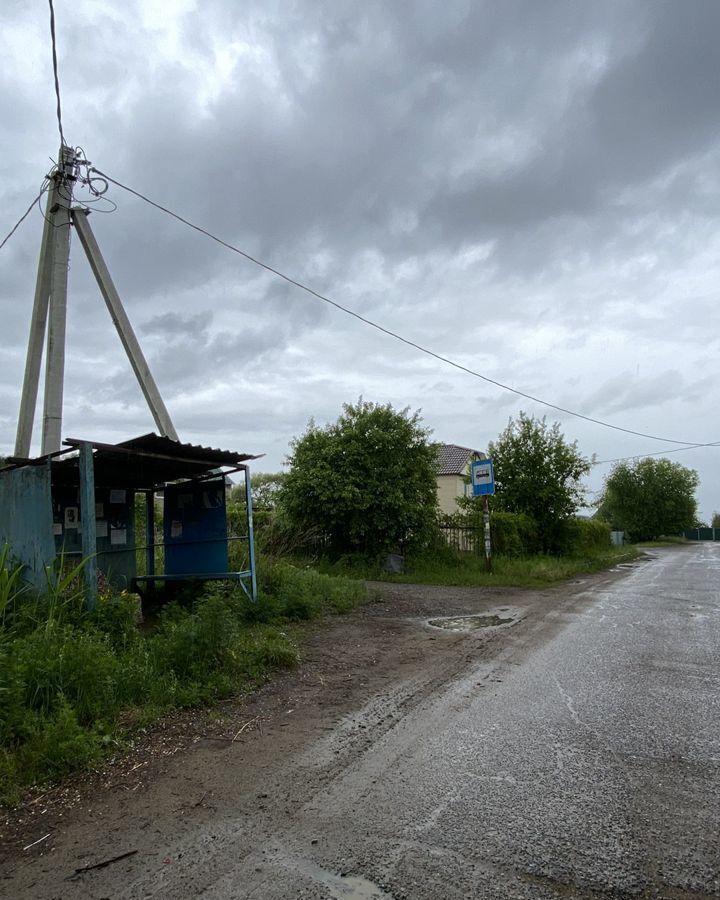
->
<box><xmin>164</xmin><ymin>478</ymin><xmax>228</xmax><ymax>575</ymax></box>
<box><xmin>0</xmin><ymin>464</ymin><xmax>55</xmax><ymax>590</ymax></box>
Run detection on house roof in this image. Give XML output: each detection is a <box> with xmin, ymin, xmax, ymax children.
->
<box><xmin>436</xmin><ymin>443</ymin><xmax>483</xmax><ymax>476</ymax></box>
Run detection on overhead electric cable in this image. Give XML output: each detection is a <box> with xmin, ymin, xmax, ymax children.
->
<box><xmin>0</xmin><ymin>186</ymin><xmax>48</xmax><ymax>251</ymax></box>
<box><xmin>91</xmin><ymin>165</ymin><xmax>718</xmax><ymax>449</ymax></box>
<box><xmin>593</xmin><ymin>441</ymin><xmax>720</xmax><ymax>467</ymax></box>
<box><xmin>48</xmin><ymin>0</ymin><xmax>66</xmax><ymax>146</ymax></box>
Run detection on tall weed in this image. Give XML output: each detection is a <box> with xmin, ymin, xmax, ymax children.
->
<box><xmin>0</xmin><ymin>543</ymin><xmax>366</xmax><ymax>805</ymax></box>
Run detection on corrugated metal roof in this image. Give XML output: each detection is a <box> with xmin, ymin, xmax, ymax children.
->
<box><xmin>114</xmin><ymin>433</ymin><xmax>258</xmax><ymax>466</ymax></box>
<box><xmin>51</xmin><ymin>433</ymin><xmax>263</xmax><ymax>490</ymax></box>
<box><xmin>437</xmin><ymin>443</ymin><xmax>483</xmax><ymax>476</ymax></box>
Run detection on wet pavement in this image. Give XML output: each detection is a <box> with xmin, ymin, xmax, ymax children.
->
<box><xmin>205</xmin><ymin>545</ymin><xmax>720</xmax><ymax>898</ymax></box>
<box><xmin>3</xmin><ymin>545</ymin><xmax>719</xmax><ymax>898</ymax></box>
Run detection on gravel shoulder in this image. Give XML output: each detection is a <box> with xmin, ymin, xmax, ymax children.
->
<box><xmin>0</xmin><ymin>561</ymin><xmax>643</xmax><ymax>898</ymax></box>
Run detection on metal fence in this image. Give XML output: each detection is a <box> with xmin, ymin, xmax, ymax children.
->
<box><xmin>683</xmin><ymin>528</ymin><xmax>720</xmax><ymax>541</ymax></box>
<box><xmin>439</xmin><ymin>524</ymin><xmax>483</xmax><ymax>554</ymax></box>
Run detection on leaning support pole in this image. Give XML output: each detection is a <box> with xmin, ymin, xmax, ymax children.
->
<box><xmin>71</xmin><ymin>208</ymin><xmax>179</xmax><ymax>442</ymax></box>
<box><xmin>41</xmin><ymin>145</ymin><xmax>75</xmax><ymax>456</ymax></box>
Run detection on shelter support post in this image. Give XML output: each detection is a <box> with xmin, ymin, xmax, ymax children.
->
<box><xmin>145</xmin><ymin>490</ymin><xmax>155</xmax><ymax>578</ymax></box>
<box><xmin>244</xmin><ymin>466</ymin><xmax>257</xmax><ymax>601</ymax></box>
<box><xmin>71</xmin><ymin>208</ymin><xmax>179</xmax><ymax>442</ymax></box>
<box><xmin>78</xmin><ymin>441</ymin><xmax>98</xmax><ymax>610</ymax></box>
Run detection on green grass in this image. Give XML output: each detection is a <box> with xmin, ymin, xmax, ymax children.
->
<box><xmin>0</xmin><ymin>556</ymin><xmax>367</xmax><ymax>806</ymax></box>
<box><xmin>0</xmin><ymin>536</ymin><xmax>644</xmax><ymax>804</ymax></box>
<box><xmin>314</xmin><ymin>545</ymin><xmax>641</xmax><ymax>589</ymax></box>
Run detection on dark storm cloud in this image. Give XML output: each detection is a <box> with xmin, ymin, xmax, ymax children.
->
<box><xmin>3</xmin><ymin>0</ymin><xmax>720</xmax><ymax>511</ymax></box>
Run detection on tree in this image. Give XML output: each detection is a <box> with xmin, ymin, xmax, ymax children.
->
<box><xmin>488</xmin><ymin>413</ymin><xmax>591</xmax><ymax>552</ymax></box>
<box><xmin>596</xmin><ymin>458</ymin><xmax>699</xmax><ymax>541</ymax></box>
<box><xmin>279</xmin><ymin>400</ymin><xmax>439</xmax><ymax>557</ymax></box>
<box><xmin>230</xmin><ymin>472</ymin><xmax>287</xmax><ymax>510</ymax></box>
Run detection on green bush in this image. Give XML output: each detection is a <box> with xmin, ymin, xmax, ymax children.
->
<box><xmin>0</xmin><ymin>547</ymin><xmax>367</xmax><ymax>804</ymax></box>
<box><xmin>449</xmin><ymin>503</ymin><xmax>540</xmax><ymax>556</ymax></box>
<box><xmin>490</xmin><ymin>511</ymin><xmax>540</xmax><ymax>556</ymax></box>
<box><xmin>560</xmin><ymin>518</ymin><xmax>611</xmax><ymax>555</ymax></box>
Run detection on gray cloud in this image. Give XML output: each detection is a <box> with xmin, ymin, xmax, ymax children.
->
<box><xmin>2</xmin><ymin>0</ymin><xmax>720</xmax><ymax>516</ymax></box>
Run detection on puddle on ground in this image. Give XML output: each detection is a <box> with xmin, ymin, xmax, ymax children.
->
<box><xmin>266</xmin><ymin>848</ymin><xmax>394</xmax><ymax>899</ymax></box>
<box><xmin>427</xmin><ymin>614</ymin><xmax>514</xmax><ymax>632</ymax></box>
<box><xmin>328</xmin><ymin>874</ymin><xmax>394</xmax><ymax>899</ymax></box>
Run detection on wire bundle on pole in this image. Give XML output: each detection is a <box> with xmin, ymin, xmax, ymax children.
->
<box><xmin>48</xmin><ymin>0</ymin><xmax>65</xmax><ymax>147</ymax></box>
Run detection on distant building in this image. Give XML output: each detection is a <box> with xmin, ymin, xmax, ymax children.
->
<box><xmin>436</xmin><ymin>444</ymin><xmax>485</xmax><ymax>516</ymax></box>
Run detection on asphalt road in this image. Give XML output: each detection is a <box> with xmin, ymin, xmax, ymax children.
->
<box><xmin>4</xmin><ymin>545</ymin><xmax>719</xmax><ymax>898</ymax></box>
<box><xmin>188</xmin><ymin>546</ymin><xmax>719</xmax><ymax>899</ymax></box>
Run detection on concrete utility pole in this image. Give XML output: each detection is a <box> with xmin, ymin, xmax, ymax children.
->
<box><xmin>14</xmin><ymin>148</ymin><xmax>179</xmax><ymax>456</ymax></box>
<box><xmin>15</xmin><ymin>145</ymin><xmax>76</xmax><ymax>457</ymax></box>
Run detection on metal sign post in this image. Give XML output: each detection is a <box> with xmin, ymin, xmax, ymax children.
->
<box><xmin>483</xmin><ymin>495</ymin><xmax>492</xmax><ymax>572</ymax></box>
<box><xmin>471</xmin><ymin>459</ymin><xmax>495</xmax><ymax>572</ymax></box>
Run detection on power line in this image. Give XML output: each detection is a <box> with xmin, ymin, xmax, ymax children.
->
<box><xmin>91</xmin><ymin>165</ymin><xmax>718</xmax><ymax>449</ymax></box>
<box><xmin>593</xmin><ymin>441</ymin><xmax>720</xmax><ymax>467</ymax></box>
<box><xmin>0</xmin><ymin>186</ymin><xmax>48</xmax><ymax>251</ymax></box>
<box><xmin>48</xmin><ymin>0</ymin><xmax>65</xmax><ymax>146</ymax></box>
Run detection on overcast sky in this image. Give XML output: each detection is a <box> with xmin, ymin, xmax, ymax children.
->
<box><xmin>2</xmin><ymin>0</ymin><xmax>720</xmax><ymax>519</ymax></box>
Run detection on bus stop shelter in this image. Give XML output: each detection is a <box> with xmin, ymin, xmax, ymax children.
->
<box><xmin>0</xmin><ymin>433</ymin><xmax>261</xmax><ymax>608</ymax></box>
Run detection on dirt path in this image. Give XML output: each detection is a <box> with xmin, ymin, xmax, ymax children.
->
<box><xmin>0</xmin><ymin>564</ymin><xmax>638</xmax><ymax>898</ymax></box>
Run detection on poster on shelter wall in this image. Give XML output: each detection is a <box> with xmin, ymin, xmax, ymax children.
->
<box><xmin>96</xmin><ymin>521</ymin><xmax>108</xmax><ymax>539</ymax></box>
<box><xmin>110</xmin><ymin>528</ymin><xmax>127</xmax><ymax>546</ymax></box>
<box><xmin>109</xmin><ymin>489</ymin><xmax>126</xmax><ymax>505</ymax></box>
<box><xmin>95</xmin><ymin>502</ymin><xmax>104</xmax><ymax>518</ymax></box>
<box><xmin>53</xmin><ymin>523</ymin><xmax>63</xmax><ymax>536</ymax></box>
<box><xmin>171</xmin><ymin>520</ymin><xmax>183</xmax><ymax>538</ymax></box>
<box><xmin>64</xmin><ymin>507</ymin><xmax>79</xmax><ymax>529</ymax></box>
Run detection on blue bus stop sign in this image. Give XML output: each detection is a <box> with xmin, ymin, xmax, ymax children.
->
<box><xmin>471</xmin><ymin>459</ymin><xmax>495</xmax><ymax>496</ymax></box>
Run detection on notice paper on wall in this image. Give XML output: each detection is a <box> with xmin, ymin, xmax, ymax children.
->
<box><xmin>95</xmin><ymin>502</ymin><xmax>104</xmax><ymax>517</ymax></box>
<box><xmin>53</xmin><ymin>523</ymin><xmax>63</xmax><ymax>536</ymax></box>
<box><xmin>110</xmin><ymin>528</ymin><xmax>127</xmax><ymax>546</ymax></box>
<box><xmin>109</xmin><ymin>489</ymin><xmax>126</xmax><ymax>504</ymax></box>
<box><xmin>170</xmin><ymin>520</ymin><xmax>182</xmax><ymax>538</ymax></box>
<box><xmin>96</xmin><ymin>520</ymin><xmax>108</xmax><ymax>539</ymax></box>
<box><xmin>64</xmin><ymin>507</ymin><xmax>79</xmax><ymax>529</ymax></box>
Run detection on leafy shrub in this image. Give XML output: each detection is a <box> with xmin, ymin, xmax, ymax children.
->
<box><xmin>490</xmin><ymin>511</ymin><xmax>540</xmax><ymax>556</ymax></box>
<box><xmin>560</xmin><ymin>518</ymin><xmax>611</xmax><ymax>554</ymax></box>
<box><xmin>0</xmin><ymin>541</ymin><xmax>366</xmax><ymax>804</ymax></box>
<box><xmin>279</xmin><ymin>400</ymin><xmax>439</xmax><ymax>557</ymax></box>
<box><xmin>450</xmin><ymin>502</ymin><xmax>540</xmax><ymax>556</ymax></box>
